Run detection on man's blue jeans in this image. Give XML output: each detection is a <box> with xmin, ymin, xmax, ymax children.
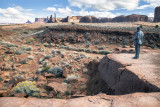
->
<box><xmin>135</xmin><ymin>44</ymin><xmax>140</xmax><ymax>58</ymax></box>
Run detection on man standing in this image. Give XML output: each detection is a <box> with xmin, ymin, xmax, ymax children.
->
<box><xmin>133</xmin><ymin>27</ymin><xmax>144</xmax><ymax>59</ymax></box>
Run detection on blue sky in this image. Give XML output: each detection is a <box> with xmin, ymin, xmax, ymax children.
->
<box><xmin>0</xmin><ymin>0</ymin><xmax>159</xmax><ymax>23</ymax></box>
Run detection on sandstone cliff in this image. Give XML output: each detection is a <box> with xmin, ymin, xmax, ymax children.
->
<box><xmin>154</xmin><ymin>6</ymin><xmax>160</xmax><ymax>22</ymax></box>
<box><xmin>112</xmin><ymin>14</ymin><xmax>148</xmax><ymax>22</ymax></box>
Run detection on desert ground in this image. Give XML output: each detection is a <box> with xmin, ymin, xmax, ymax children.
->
<box><xmin>0</xmin><ymin>22</ymin><xmax>160</xmax><ymax>106</ymax></box>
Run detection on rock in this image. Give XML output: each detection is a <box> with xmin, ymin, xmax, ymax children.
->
<box><xmin>0</xmin><ymin>90</ymin><xmax>7</xmax><ymax>97</ymax></box>
<box><xmin>26</xmin><ymin>46</ymin><xmax>32</xmax><ymax>51</ymax></box>
<box><xmin>0</xmin><ymin>93</ymin><xmax>160</xmax><ymax>107</ymax></box>
<box><xmin>28</xmin><ymin>56</ymin><xmax>34</xmax><ymax>60</ymax></box>
<box><xmin>45</xmin><ymin>73</ymin><xmax>55</xmax><ymax>78</ymax></box>
<box><xmin>98</xmin><ymin>46</ymin><xmax>105</xmax><ymax>50</ymax></box>
<box><xmin>35</xmin><ymin>75</ymin><xmax>46</xmax><ymax>82</ymax></box>
<box><xmin>9</xmin><ymin>76</ymin><xmax>26</xmax><ymax>87</ymax></box>
<box><xmin>154</xmin><ymin>6</ymin><xmax>160</xmax><ymax>22</ymax></box>
<box><xmin>99</xmin><ymin>50</ymin><xmax>110</xmax><ymax>55</ymax></box>
<box><xmin>14</xmin><ymin>93</ymin><xmax>27</xmax><ymax>97</ymax></box>
<box><xmin>94</xmin><ymin>40</ymin><xmax>100</xmax><ymax>45</ymax></box>
<box><xmin>112</xmin><ymin>14</ymin><xmax>148</xmax><ymax>22</ymax></box>
<box><xmin>47</xmin><ymin>82</ymin><xmax>67</xmax><ymax>94</ymax></box>
<box><xmin>5</xmin><ymin>50</ymin><xmax>13</xmax><ymax>54</ymax></box>
<box><xmin>98</xmin><ymin>51</ymin><xmax>160</xmax><ymax>95</ymax></box>
<box><xmin>20</xmin><ymin>59</ymin><xmax>27</xmax><ymax>64</ymax></box>
<box><xmin>42</xmin><ymin>61</ymin><xmax>49</xmax><ymax>67</ymax></box>
<box><xmin>121</xmin><ymin>49</ymin><xmax>128</xmax><ymax>53</ymax></box>
<box><xmin>85</xmin><ymin>42</ymin><xmax>90</xmax><ymax>48</ymax></box>
<box><xmin>40</xmin><ymin>93</ymin><xmax>48</xmax><ymax>97</ymax></box>
<box><xmin>114</xmin><ymin>48</ymin><xmax>120</xmax><ymax>51</ymax></box>
<box><xmin>36</xmin><ymin>68</ymin><xmax>43</xmax><ymax>74</ymax></box>
<box><xmin>62</xmin><ymin>68</ymin><xmax>68</xmax><ymax>78</ymax></box>
<box><xmin>129</xmin><ymin>49</ymin><xmax>134</xmax><ymax>53</ymax></box>
<box><xmin>39</xmin><ymin>58</ymin><xmax>44</xmax><ymax>64</ymax></box>
<box><xmin>44</xmin><ymin>55</ymin><xmax>51</xmax><ymax>60</ymax></box>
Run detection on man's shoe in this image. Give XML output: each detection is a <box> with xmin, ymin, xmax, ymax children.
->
<box><xmin>133</xmin><ymin>57</ymin><xmax>138</xmax><ymax>59</ymax></box>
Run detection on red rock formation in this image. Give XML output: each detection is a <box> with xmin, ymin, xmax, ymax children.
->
<box><xmin>112</xmin><ymin>14</ymin><xmax>148</xmax><ymax>22</ymax></box>
<box><xmin>98</xmin><ymin>52</ymin><xmax>160</xmax><ymax>95</ymax></box>
<box><xmin>35</xmin><ymin>18</ymin><xmax>48</xmax><ymax>23</ymax></box>
<box><xmin>154</xmin><ymin>6</ymin><xmax>160</xmax><ymax>22</ymax></box>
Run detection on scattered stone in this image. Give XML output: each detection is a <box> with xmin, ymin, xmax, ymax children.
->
<box><xmin>129</xmin><ymin>49</ymin><xmax>134</xmax><ymax>53</ymax></box>
<box><xmin>5</xmin><ymin>50</ymin><xmax>13</xmax><ymax>54</ymax></box>
<box><xmin>20</xmin><ymin>59</ymin><xmax>27</xmax><ymax>64</ymax></box>
<box><xmin>42</xmin><ymin>61</ymin><xmax>49</xmax><ymax>67</ymax></box>
<box><xmin>35</xmin><ymin>75</ymin><xmax>46</xmax><ymax>82</ymax></box>
<box><xmin>98</xmin><ymin>46</ymin><xmax>105</xmax><ymax>50</ymax></box>
<box><xmin>26</xmin><ymin>46</ymin><xmax>32</xmax><ymax>51</ymax></box>
<box><xmin>62</xmin><ymin>68</ymin><xmax>68</xmax><ymax>78</ymax></box>
<box><xmin>28</xmin><ymin>55</ymin><xmax>34</xmax><ymax>60</ymax></box>
<box><xmin>39</xmin><ymin>58</ymin><xmax>44</xmax><ymax>64</ymax></box>
<box><xmin>47</xmin><ymin>82</ymin><xmax>67</xmax><ymax>94</ymax></box>
<box><xmin>94</xmin><ymin>40</ymin><xmax>100</xmax><ymax>45</ymax></box>
<box><xmin>36</xmin><ymin>68</ymin><xmax>43</xmax><ymax>74</ymax></box>
<box><xmin>121</xmin><ymin>49</ymin><xmax>128</xmax><ymax>53</ymax></box>
<box><xmin>99</xmin><ymin>50</ymin><xmax>110</xmax><ymax>55</ymax></box>
<box><xmin>44</xmin><ymin>55</ymin><xmax>51</xmax><ymax>60</ymax></box>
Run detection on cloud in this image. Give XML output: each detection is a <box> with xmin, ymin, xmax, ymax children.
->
<box><xmin>43</xmin><ymin>7</ymin><xmax>56</xmax><ymax>11</ymax></box>
<box><xmin>44</xmin><ymin>6</ymin><xmax>119</xmax><ymax>18</ymax></box>
<box><xmin>143</xmin><ymin>0</ymin><xmax>160</xmax><ymax>7</ymax></box>
<box><xmin>43</xmin><ymin>7</ymin><xmax>72</xmax><ymax>17</ymax></box>
<box><xmin>137</xmin><ymin>5</ymin><xmax>150</xmax><ymax>9</ymax></box>
<box><xmin>137</xmin><ymin>0</ymin><xmax>160</xmax><ymax>9</ymax></box>
<box><xmin>0</xmin><ymin>6</ymin><xmax>34</xmax><ymax>23</ymax></box>
<box><xmin>74</xmin><ymin>10</ymin><xmax>119</xmax><ymax>18</ymax></box>
<box><xmin>68</xmin><ymin>0</ymin><xmax>140</xmax><ymax>11</ymax></box>
<box><xmin>148</xmin><ymin>13</ymin><xmax>154</xmax><ymax>17</ymax></box>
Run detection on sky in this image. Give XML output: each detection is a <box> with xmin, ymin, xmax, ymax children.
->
<box><xmin>0</xmin><ymin>0</ymin><xmax>159</xmax><ymax>23</ymax></box>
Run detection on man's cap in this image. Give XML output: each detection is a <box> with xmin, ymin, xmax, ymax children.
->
<box><xmin>137</xmin><ymin>27</ymin><xmax>141</xmax><ymax>30</ymax></box>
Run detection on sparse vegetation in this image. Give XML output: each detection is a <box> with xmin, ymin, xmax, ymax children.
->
<box><xmin>23</xmin><ymin>31</ymin><xmax>28</xmax><ymax>34</ymax></box>
<box><xmin>155</xmin><ymin>25</ymin><xmax>159</xmax><ymax>28</ymax></box>
<box><xmin>65</xmin><ymin>85</ymin><xmax>71</xmax><ymax>95</ymax></box>
<box><xmin>0</xmin><ymin>76</ymin><xmax>3</xmax><ymax>82</ymax></box>
<box><xmin>14</xmin><ymin>49</ymin><xmax>23</xmax><ymax>55</ymax></box>
<box><xmin>71</xmin><ymin>22</ymin><xmax>75</xmax><ymax>25</ymax></box>
<box><xmin>28</xmin><ymin>37</ymin><xmax>34</xmax><ymax>44</ymax></box>
<box><xmin>42</xmin><ymin>66</ymin><xmax>51</xmax><ymax>73</ymax></box>
<box><xmin>13</xmin><ymin>81</ymin><xmax>40</xmax><ymax>97</ymax></box>
<box><xmin>56</xmin><ymin>92</ymin><xmax>62</xmax><ymax>99</ymax></box>
<box><xmin>48</xmin><ymin>66</ymin><xmax>63</xmax><ymax>77</ymax></box>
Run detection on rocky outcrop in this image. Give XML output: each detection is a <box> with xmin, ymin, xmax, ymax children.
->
<box><xmin>35</xmin><ymin>18</ymin><xmax>48</xmax><ymax>23</ymax></box>
<box><xmin>67</xmin><ymin>16</ymin><xmax>82</xmax><ymax>23</ymax></box>
<box><xmin>80</xmin><ymin>16</ymin><xmax>92</xmax><ymax>23</ymax></box>
<box><xmin>98</xmin><ymin>51</ymin><xmax>160</xmax><ymax>95</ymax></box>
<box><xmin>0</xmin><ymin>93</ymin><xmax>160</xmax><ymax>107</ymax></box>
<box><xmin>40</xmin><ymin>25</ymin><xmax>160</xmax><ymax>48</ymax></box>
<box><xmin>154</xmin><ymin>6</ymin><xmax>160</xmax><ymax>22</ymax></box>
<box><xmin>112</xmin><ymin>14</ymin><xmax>148</xmax><ymax>22</ymax></box>
<box><xmin>25</xmin><ymin>20</ymin><xmax>32</xmax><ymax>24</ymax></box>
<box><xmin>47</xmin><ymin>15</ymin><xmax>53</xmax><ymax>23</ymax></box>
